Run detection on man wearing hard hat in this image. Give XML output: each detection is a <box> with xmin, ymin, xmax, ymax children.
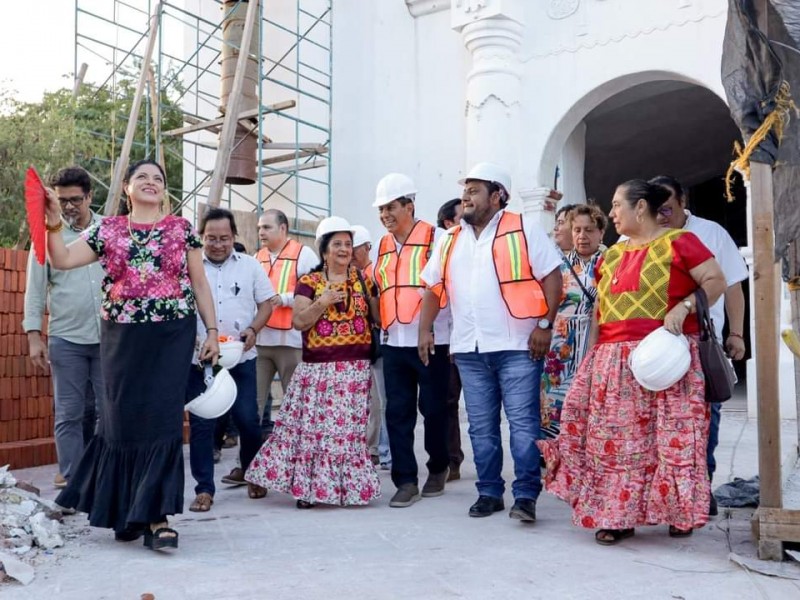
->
<box><xmin>372</xmin><ymin>173</ymin><xmax>451</xmax><ymax>508</ymax></box>
<box><xmin>419</xmin><ymin>163</ymin><xmax>562</xmax><ymax>522</ymax></box>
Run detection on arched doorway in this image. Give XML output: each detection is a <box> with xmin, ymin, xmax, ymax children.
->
<box><xmin>542</xmin><ymin>76</ymin><xmax>750</xmax><ymax>381</ymax></box>
<box><xmin>581</xmin><ymin>80</ymin><xmax>746</xmax><ymax>249</ymax></box>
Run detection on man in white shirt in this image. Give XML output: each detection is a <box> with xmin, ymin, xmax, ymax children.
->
<box><xmin>650</xmin><ymin>175</ymin><xmax>748</xmax><ymax>515</ymax></box>
<box><xmin>186</xmin><ymin>208</ymin><xmax>275</xmax><ymax>511</ymax></box>
<box><xmin>253</xmin><ymin>209</ymin><xmax>318</xmax><ymax>438</ymax></box>
<box><xmin>419</xmin><ymin>163</ymin><xmax>562</xmax><ymax>522</ymax></box>
<box><xmin>372</xmin><ymin>173</ymin><xmax>452</xmax><ymax>507</ymax></box>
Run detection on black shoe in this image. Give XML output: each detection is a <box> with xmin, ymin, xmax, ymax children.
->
<box><xmin>468</xmin><ymin>495</ymin><xmax>505</xmax><ymax>518</ymax></box>
<box><xmin>709</xmin><ymin>494</ymin><xmax>718</xmax><ymax>516</ymax></box>
<box><xmin>509</xmin><ymin>498</ymin><xmax>537</xmax><ymax>522</ymax></box>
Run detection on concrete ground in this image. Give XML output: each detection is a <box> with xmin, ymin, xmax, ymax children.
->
<box><xmin>3</xmin><ymin>402</ymin><xmax>800</xmax><ymax>600</ymax></box>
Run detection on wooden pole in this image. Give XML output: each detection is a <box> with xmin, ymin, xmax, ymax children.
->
<box><xmin>751</xmin><ymin>163</ymin><xmax>783</xmax><ymax>509</ymax></box>
<box><xmin>205</xmin><ymin>0</ymin><xmax>260</xmax><ymax>210</ymax></box>
<box><xmin>104</xmin><ymin>2</ymin><xmax>163</xmax><ymax>216</ymax></box>
<box><xmin>146</xmin><ymin>66</ymin><xmax>169</xmax><ymax>214</ymax></box>
<box><xmin>751</xmin><ymin>0</ymin><xmax>784</xmax><ymax>561</ymax></box>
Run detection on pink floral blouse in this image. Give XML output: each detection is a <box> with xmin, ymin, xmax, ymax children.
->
<box><xmin>82</xmin><ymin>215</ymin><xmax>203</xmax><ymax>323</ymax></box>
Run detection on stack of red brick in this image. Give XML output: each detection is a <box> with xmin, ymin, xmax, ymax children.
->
<box><xmin>0</xmin><ymin>248</ymin><xmax>57</xmax><ymax>469</ymax></box>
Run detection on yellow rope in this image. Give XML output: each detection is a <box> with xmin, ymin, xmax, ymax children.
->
<box><xmin>725</xmin><ymin>80</ymin><xmax>799</xmax><ymax>201</ymax></box>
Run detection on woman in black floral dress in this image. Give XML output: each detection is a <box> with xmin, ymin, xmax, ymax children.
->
<box><xmin>46</xmin><ymin>160</ymin><xmax>218</xmax><ymax>551</ymax></box>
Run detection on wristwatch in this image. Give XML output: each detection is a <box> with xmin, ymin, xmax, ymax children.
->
<box><xmin>537</xmin><ymin>318</ymin><xmax>552</xmax><ymax>330</ymax></box>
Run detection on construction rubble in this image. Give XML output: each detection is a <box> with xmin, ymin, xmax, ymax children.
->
<box><xmin>0</xmin><ymin>465</ymin><xmax>64</xmax><ymax>585</ymax></box>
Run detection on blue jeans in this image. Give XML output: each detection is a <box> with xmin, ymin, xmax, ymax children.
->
<box><xmin>187</xmin><ymin>358</ymin><xmax>262</xmax><ymax>496</ymax></box>
<box><xmin>382</xmin><ymin>345</ymin><xmax>450</xmax><ymax>487</ymax></box>
<box><xmin>48</xmin><ymin>336</ymin><xmax>104</xmax><ymax>480</ymax></box>
<box><xmin>707</xmin><ymin>402</ymin><xmax>721</xmax><ymax>480</ymax></box>
<box><xmin>454</xmin><ymin>350</ymin><xmax>543</xmax><ymax>501</ymax></box>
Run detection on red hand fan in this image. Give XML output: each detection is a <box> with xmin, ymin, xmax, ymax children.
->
<box><xmin>24</xmin><ymin>166</ymin><xmax>47</xmax><ymax>265</ymax></box>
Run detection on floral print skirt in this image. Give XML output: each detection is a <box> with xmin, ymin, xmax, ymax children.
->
<box><xmin>245</xmin><ymin>359</ymin><xmax>381</xmax><ymax>506</ymax></box>
<box><xmin>537</xmin><ymin>339</ymin><xmax>710</xmax><ymax>531</ymax></box>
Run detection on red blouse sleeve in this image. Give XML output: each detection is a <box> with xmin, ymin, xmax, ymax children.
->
<box><xmin>594</xmin><ymin>255</ymin><xmax>605</xmax><ymax>283</ymax></box>
<box><xmin>672</xmin><ymin>231</ymin><xmax>713</xmax><ymax>272</ymax></box>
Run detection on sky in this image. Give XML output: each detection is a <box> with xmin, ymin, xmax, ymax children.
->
<box><xmin>0</xmin><ymin>2</ymin><xmax>77</xmax><ymax>102</ymax></box>
<box><xmin>0</xmin><ymin>1</ymin><xmax>185</xmax><ymax>104</ymax></box>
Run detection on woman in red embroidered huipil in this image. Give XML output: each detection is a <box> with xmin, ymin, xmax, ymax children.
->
<box><xmin>538</xmin><ymin>180</ymin><xmax>727</xmax><ymax>545</ymax></box>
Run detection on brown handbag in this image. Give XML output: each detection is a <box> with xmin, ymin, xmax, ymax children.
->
<box><xmin>694</xmin><ymin>288</ymin><xmax>735</xmax><ymax>403</ymax></box>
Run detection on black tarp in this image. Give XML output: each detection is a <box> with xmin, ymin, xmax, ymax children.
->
<box><xmin>721</xmin><ymin>0</ymin><xmax>800</xmax><ymax>260</ymax></box>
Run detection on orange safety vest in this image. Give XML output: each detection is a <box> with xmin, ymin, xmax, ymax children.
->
<box><xmin>430</xmin><ymin>211</ymin><xmax>548</xmax><ymax>320</ymax></box>
<box><xmin>256</xmin><ymin>239</ymin><xmax>303</xmax><ymax>330</ymax></box>
<box><xmin>374</xmin><ymin>221</ymin><xmax>435</xmax><ymax>327</ymax></box>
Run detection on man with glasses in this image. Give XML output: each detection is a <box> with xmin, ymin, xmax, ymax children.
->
<box><xmin>23</xmin><ymin>166</ymin><xmax>104</xmax><ymax>489</ymax></box>
<box><xmin>185</xmin><ymin>208</ymin><xmax>275</xmax><ymax>511</ymax></box>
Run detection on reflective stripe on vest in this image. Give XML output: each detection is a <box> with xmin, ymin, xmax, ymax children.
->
<box><xmin>374</xmin><ymin>221</ymin><xmax>435</xmax><ymax>327</ymax></box>
<box><xmin>430</xmin><ymin>212</ymin><xmax>548</xmax><ymax>320</ymax></box>
<box><xmin>256</xmin><ymin>239</ymin><xmax>303</xmax><ymax>330</ymax></box>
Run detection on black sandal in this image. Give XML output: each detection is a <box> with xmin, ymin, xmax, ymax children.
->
<box><xmin>143</xmin><ymin>524</ymin><xmax>179</xmax><ymax>550</ymax></box>
<box><xmin>668</xmin><ymin>525</ymin><xmax>693</xmax><ymax>538</ymax></box>
<box><xmin>595</xmin><ymin>528</ymin><xmax>635</xmax><ymax>546</ymax></box>
<box><xmin>296</xmin><ymin>500</ymin><xmax>315</xmax><ymax>509</ymax></box>
<box><xmin>114</xmin><ymin>525</ymin><xmax>144</xmax><ymax>542</ymax></box>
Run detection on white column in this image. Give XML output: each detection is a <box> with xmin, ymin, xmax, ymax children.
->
<box><xmin>559</xmin><ymin>121</ymin><xmax>588</xmax><ymax>207</ymax></box>
<box><xmin>452</xmin><ymin>1</ymin><xmax>524</xmax><ymax>191</ymax></box>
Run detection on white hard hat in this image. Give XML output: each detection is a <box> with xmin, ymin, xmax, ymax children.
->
<box><xmin>185</xmin><ymin>366</ymin><xmax>238</xmax><ymax>419</ymax></box>
<box><xmin>217</xmin><ymin>339</ymin><xmax>244</xmax><ymax>369</ymax></box>
<box><xmin>373</xmin><ymin>173</ymin><xmax>417</xmax><ymax>207</ymax></box>
<box><xmin>458</xmin><ymin>162</ymin><xmax>512</xmax><ymax>193</ymax></box>
<box><xmin>315</xmin><ymin>215</ymin><xmax>355</xmax><ymax>242</ymax></box>
<box><xmin>628</xmin><ymin>327</ymin><xmax>691</xmax><ymax>391</ymax></box>
<box><xmin>351</xmin><ymin>225</ymin><xmax>372</xmax><ymax>248</ymax></box>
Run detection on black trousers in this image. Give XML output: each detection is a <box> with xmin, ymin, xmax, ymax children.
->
<box><xmin>382</xmin><ymin>345</ymin><xmax>450</xmax><ymax>488</ymax></box>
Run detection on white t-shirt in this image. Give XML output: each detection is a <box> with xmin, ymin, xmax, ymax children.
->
<box><xmin>369</xmin><ymin>223</ymin><xmax>451</xmax><ymax>348</ymax></box>
<box><xmin>421</xmin><ymin>210</ymin><xmax>562</xmax><ymax>354</ymax></box>
<box><xmin>255</xmin><ymin>244</ymin><xmax>319</xmax><ymax>349</ymax></box>
<box><xmin>683</xmin><ymin>212</ymin><xmax>748</xmax><ymax>342</ymax></box>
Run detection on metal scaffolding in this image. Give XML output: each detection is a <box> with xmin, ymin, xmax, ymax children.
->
<box><xmin>74</xmin><ymin>0</ymin><xmax>332</xmax><ymax>237</ymax></box>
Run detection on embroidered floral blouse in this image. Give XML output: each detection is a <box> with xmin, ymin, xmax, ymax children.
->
<box><xmin>82</xmin><ymin>215</ymin><xmax>203</xmax><ymax>323</ymax></box>
<box><xmin>294</xmin><ymin>267</ymin><xmax>375</xmax><ymax>363</ymax></box>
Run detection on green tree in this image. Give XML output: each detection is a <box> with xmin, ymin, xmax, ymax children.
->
<box><xmin>0</xmin><ymin>75</ymin><xmax>184</xmax><ymax>247</ymax></box>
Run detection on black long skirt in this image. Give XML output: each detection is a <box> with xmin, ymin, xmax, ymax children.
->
<box><xmin>56</xmin><ymin>315</ymin><xmax>196</xmax><ymax>532</ymax></box>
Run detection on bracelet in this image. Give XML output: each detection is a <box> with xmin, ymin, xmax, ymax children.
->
<box><xmin>245</xmin><ymin>326</ymin><xmax>256</xmax><ymax>334</ymax></box>
<box><xmin>45</xmin><ymin>220</ymin><xmax>63</xmax><ymax>233</ymax></box>
<box><xmin>206</xmin><ymin>327</ymin><xmax>218</xmax><ymax>332</ymax></box>
<box><xmin>728</xmin><ymin>332</ymin><xmax>743</xmax><ymax>339</ymax></box>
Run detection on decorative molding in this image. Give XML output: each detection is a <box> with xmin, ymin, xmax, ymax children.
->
<box><xmin>524</xmin><ymin>8</ymin><xmax>726</xmax><ymax>60</ymax></box>
<box><xmin>464</xmin><ymin>94</ymin><xmax>520</xmax><ymax>120</ymax></box>
<box><xmin>405</xmin><ymin>0</ymin><xmax>451</xmax><ymax>18</ymax></box>
<box><xmin>547</xmin><ymin>0</ymin><xmax>580</xmax><ymax>20</ymax></box>
<box><xmin>455</xmin><ymin>0</ymin><xmax>491</xmax><ymax>13</ymax></box>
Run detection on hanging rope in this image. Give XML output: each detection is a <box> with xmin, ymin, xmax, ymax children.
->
<box><xmin>724</xmin><ymin>80</ymin><xmax>799</xmax><ymax>201</ymax></box>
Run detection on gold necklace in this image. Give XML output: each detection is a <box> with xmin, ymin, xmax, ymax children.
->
<box><xmin>128</xmin><ymin>214</ymin><xmax>161</xmax><ymax>246</ymax></box>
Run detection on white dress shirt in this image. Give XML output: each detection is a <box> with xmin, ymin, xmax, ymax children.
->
<box><xmin>421</xmin><ymin>210</ymin><xmax>562</xmax><ymax>354</ymax></box>
<box><xmin>199</xmin><ymin>251</ymin><xmax>275</xmax><ymax>363</ymax></box>
<box><xmin>683</xmin><ymin>211</ymin><xmax>748</xmax><ymax>342</ymax></box>
<box><xmin>255</xmin><ymin>244</ymin><xmax>318</xmax><ymax>349</ymax></box>
<box><xmin>370</xmin><ymin>224</ymin><xmax>450</xmax><ymax>348</ymax></box>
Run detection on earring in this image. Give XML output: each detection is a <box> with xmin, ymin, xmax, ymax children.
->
<box><xmin>636</xmin><ymin>214</ymin><xmax>643</xmax><ymax>224</ymax></box>
<box><xmin>126</xmin><ymin>197</ymin><xmax>132</xmax><ymax>213</ymax></box>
